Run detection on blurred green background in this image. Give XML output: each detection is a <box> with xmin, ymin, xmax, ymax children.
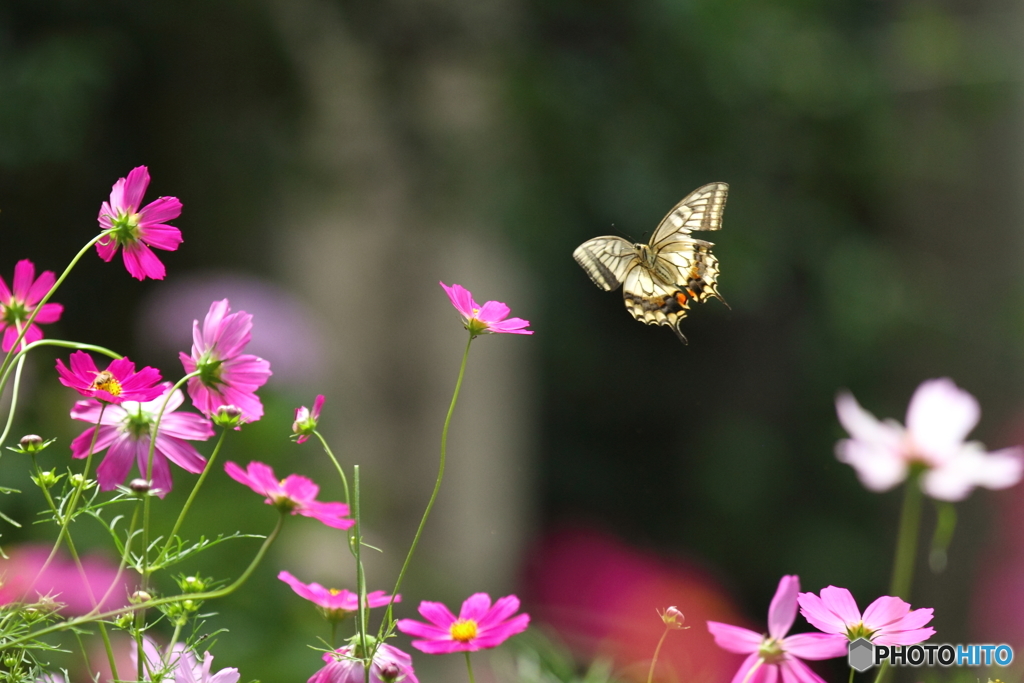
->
<box><xmin>1</xmin><ymin>0</ymin><xmax>1023</xmax><ymax>681</ymax></box>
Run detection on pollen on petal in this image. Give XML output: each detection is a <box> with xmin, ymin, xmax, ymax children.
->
<box><xmin>92</xmin><ymin>372</ymin><xmax>123</xmax><ymax>396</ymax></box>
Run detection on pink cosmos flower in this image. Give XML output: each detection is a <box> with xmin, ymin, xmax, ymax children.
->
<box><xmin>134</xmin><ymin>637</ymin><xmax>240</xmax><ymax>683</ymax></box>
<box><xmin>0</xmin><ymin>260</ymin><xmax>63</xmax><ymax>352</ymax></box>
<box><xmin>97</xmin><ymin>166</ymin><xmax>183</xmax><ymax>280</ymax></box>
<box><xmin>70</xmin><ymin>383</ymin><xmax>214</xmax><ymax>496</ymax></box>
<box><xmin>836</xmin><ymin>378</ymin><xmax>1024</xmax><ymax>501</ymax></box>
<box><xmin>309</xmin><ymin>642</ymin><xmax>418</xmax><ymax>683</ymax></box>
<box><xmin>0</xmin><ymin>544</ymin><xmax>134</xmax><ymax>615</ymax></box>
<box><xmin>707</xmin><ymin>575</ymin><xmax>847</xmax><ymax>683</ymax></box>
<box><xmin>293</xmin><ymin>394</ymin><xmax>325</xmax><ymax>444</ymax></box>
<box><xmin>396</xmin><ymin>593</ymin><xmax>530</xmax><ymax>654</ymax></box>
<box><xmin>797</xmin><ymin>586</ymin><xmax>934</xmax><ymax>646</ymax></box>
<box><xmin>180</xmin><ymin>299</ymin><xmax>272</xmax><ymax>423</ymax></box>
<box><xmin>56</xmin><ymin>351</ymin><xmax>164</xmax><ymax>404</ymax></box>
<box><xmin>278</xmin><ymin>570</ymin><xmax>398</xmax><ymax>620</ymax></box>
<box><xmin>440</xmin><ymin>282</ymin><xmax>532</xmax><ymax>336</ymax></box>
<box><xmin>224</xmin><ymin>461</ymin><xmax>354</xmax><ymax>529</ymax></box>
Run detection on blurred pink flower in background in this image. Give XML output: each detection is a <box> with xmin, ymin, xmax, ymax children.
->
<box><xmin>524</xmin><ymin>526</ymin><xmax>745</xmax><ymax>682</ymax></box>
<box><xmin>225</xmin><ymin>461</ymin><xmax>353</xmax><ymax>529</ymax></box>
<box><xmin>836</xmin><ymin>378</ymin><xmax>1023</xmax><ymax>501</ymax></box>
<box><xmin>137</xmin><ymin>273</ymin><xmax>326</xmax><ymax>388</ymax></box>
<box><xmin>797</xmin><ymin>586</ymin><xmax>934</xmax><ymax>645</ymax></box>
<box><xmin>96</xmin><ymin>166</ymin><xmax>182</xmax><ymax>280</ymax></box>
<box><xmin>440</xmin><ymin>282</ymin><xmax>532</xmax><ymax>336</ymax></box>
<box><xmin>308</xmin><ymin>643</ymin><xmax>418</xmax><ymax>683</ymax></box>
<box><xmin>708</xmin><ymin>575</ymin><xmax>847</xmax><ymax>683</ymax></box>
<box><xmin>133</xmin><ymin>637</ymin><xmax>240</xmax><ymax>683</ymax></box>
<box><xmin>0</xmin><ymin>544</ymin><xmax>133</xmax><ymax>614</ymax></box>
<box><xmin>180</xmin><ymin>299</ymin><xmax>272</xmax><ymax>422</ymax></box>
<box><xmin>56</xmin><ymin>352</ymin><xmax>164</xmax><ymax>404</ymax></box>
<box><xmin>69</xmin><ymin>383</ymin><xmax>214</xmax><ymax>495</ymax></box>
<box><xmin>278</xmin><ymin>570</ymin><xmax>398</xmax><ymax>619</ymax></box>
<box><xmin>0</xmin><ymin>259</ymin><xmax>63</xmax><ymax>352</ymax></box>
<box><xmin>397</xmin><ymin>592</ymin><xmax>529</xmax><ymax>654</ymax></box>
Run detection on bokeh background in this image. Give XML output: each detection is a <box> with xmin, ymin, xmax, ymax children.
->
<box><xmin>2</xmin><ymin>0</ymin><xmax>1024</xmax><ymax>681</ymax></box>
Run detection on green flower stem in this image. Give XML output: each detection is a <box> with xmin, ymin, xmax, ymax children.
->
<box><xmin>88</xmin><ymin>504</ymin><xmax>141</xmax><ymax>619</ymax></box>
<box><xmin>354</xmin><ymin>465</ymin><xmax>371</xmax><ymax>683</ymax></box>
<box><xmin>646</xmin><ymin>627</ymin><xmax>670</xmax><ymax>683</ymax></box>
<box><xmin>314</xmin><ymin>430</ymin><xmax>351</xmax><ymax>507</ymax></box>
<box><xmin>0</xmin><ymin>339</ymin><xmax>121</xmax><ymax>453</ymax></box>
<box><xmin>465</xmin><ymin>652</ymin><xmax>476</xmax><ymax>683</ymax></box>
<box><xmin>849</xmin><ymin>665</ymin><xmax>856</xmax><ymax>683</ymax></box>
<box><xmin>381</xmin><ymin>332</ymin><xmax>473</xmax><ymax>636</ymax></box>
<box><xmin>1</xmin><ymin>514</ymin><xmax>285</xmax><ymax>652</ymax></box>
<box><xmin>890</xmin><ymin>474</ymin><xmax>924</xmax><ymax>600</ymax></box>
<box><xmin>0</xmin><ymin>233</ymin><xmax>106</xmax><ymax>380</ymax></box>
<box><xmin>156</xmin><ymin>427</ymin><xmax>229</xmax><ymax>565</ymax></box>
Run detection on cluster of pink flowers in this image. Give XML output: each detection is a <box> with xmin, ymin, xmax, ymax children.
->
<box><xmin>708</xmin><ymin>576</ymin><xmax>934</xmax><ymax>683</ymax></box>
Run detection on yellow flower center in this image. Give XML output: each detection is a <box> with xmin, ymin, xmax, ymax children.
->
<box><xmin>329</xmin><ymin>588</ymin><xmax>341</xmax><ymax>596</ymax></box>
<box><xmin>91</xmin><ymin>371</ymin><xmax>122</xmax><ymax>396</ymax></box>
<box><xmin>450</xmin><ymin>619</ymin><xmax>478</xmax><ymax>642</ymax></box>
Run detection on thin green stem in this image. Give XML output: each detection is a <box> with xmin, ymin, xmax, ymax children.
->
<box><xmin>871</xmin><ymin>661</ymin><xmax>889</xmax><ymax>683</ymax></box>
<box><xmin>849</xmin><ymin>665</ymin><xmax>855</xmax><ymax>683</ymax></box>
<box><xmin>354</xmin><ymin>466</ymin><xmax>371</xmax><ymax>683</ymax></box>
<box><xmin>646</xmin><ymin>628</ymin><xmax>670</xmax><ymax>683</ymax></box>
<box><xmin>1</xmin><ymin>514</ymin><xmax>285</xmax><ymax>652</ymax></box>
<box><xmin>381</xmin><ymin>333</ymin><xmax>473</xmax><ymax>634</ymax></box>
<box><xmin>0</xmin><ymin>354</ymin><xmax>26</xmax><ymax>453</ymax></box>
<box><xmin>889</xmin><ymin>475</ymin><xmax>924</xmax><ymax>600</ymax></box>
<box><xmin>0</xmin><ymin>234</ymin><xmax>106</xmax><ymax>380</ymax></box>
<box><xmin>314</xmin><ymin>430</ymin><xmax>351</xmax><ymax>507</ymax></box>
<box><xmin>464</xmin><ymin>652</ymin><xmax>476</xmax><ymax>683</ymax></box>
<box><xmin>157</xmin><ymin>428</ymin><xmax>229</xmax><ymax>564</ymax></box>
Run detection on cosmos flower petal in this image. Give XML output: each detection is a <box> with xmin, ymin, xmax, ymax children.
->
<box><xmin>417</xmin><ymin>600</ymin><xmax>458</xmax><ymax>628</ymax></box>
<box><xmin>459</xmin><ymin>593</ymin><xmax>493</xmax><ymax>622</ymax></box>
<box><xmin>477</xmin><ymin>594</ymin><xmax>521</xmax><ymax>628</ymax></box>
<box><xmin>783</xmin><ymin>633</ymin><xmax>849</xmax><ymax>660</ymax></box>
<box><xmin>706</xmin><ymin>622</ymin><xmax>762</xmax><ymax>654</ymax></box>
<box><xmin>767</xmin><ymin>575</ymin><xmax>799</xmax><ymax>640</ymax></box>
<box><xmin>906</xmin><ymin>379</ymin><xmax>979</xmax><ymax>459</ymax></box>
<box><xmin>476</xmin><ymin>300</ymin><xmax>511</xmax><ymax>322</ymax></box>
<box><xmin>818</xmin><ymin>586</ymin><xmax>862</xmax><ymax>626</ymax></box>
<box><xmin>796</xmin><ymin>592</ymin><xmax>847</xmax><ymax>635</ymax></box>
<box><xmin>395</xmin><ymin>619</ymin><xmax>452</xmax><ymax>640</ymax></box>
<box><xmin>860</xmin><ymin>595</ymin><xmax>909</xmax><ymax>628</ymax></box>
<box><xmin>11</xmin><ymin>260</ymin><xmax>35</xmax><ymax>299</ymax></box>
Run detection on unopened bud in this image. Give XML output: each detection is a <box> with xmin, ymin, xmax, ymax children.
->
<box><xmin>33</xmin><ymin>470</ymin><xmax>61</xmax><ymax>489</ymax></box>
<box><xmin>20</xmin><ymin>434</ymin><xmax>42</xmax><ymax>450</ymax></box>
<box><xmin>213</xmin><ymin>405</ymin><xmax>244</xmax><ymax>429</ymax></box>
<box><xmin>131</xmin><ymin>590</ymin><xmax>153</xmax><ymax>604</ymax></box>
<box><xmin>660</xmin><ymin>606</ymin><xmax>686</xmax><ymax>629</ymax></box>
<box><xmin>379</xmin><ymin>663</ymin><xmax>402</xmax><ymax>683</ymax></box>
<box><xmin>181</xmin><ymin>575</ymin><xmax>206</xmax><ymax>592</ymax></box>
<box><xmin>129</xmin><ymin>479</ymin><xmax>151</xmax><ymax>494</ymax></box>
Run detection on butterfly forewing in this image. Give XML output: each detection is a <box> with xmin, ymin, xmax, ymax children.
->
<box><xmin>651</xmin><ymin>182</ymin><xmax>728</xmax><ymax>247</ymax></box>
<box><xmin>572</xmin><ymin>236</ymin><xmax>638</xmax><ymax>291</ymax></box>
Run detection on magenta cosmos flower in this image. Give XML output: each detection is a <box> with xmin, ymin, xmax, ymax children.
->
<box><xmin>70</xmin><ymin>383</ymin><xmax>214</xmax><ymax>495</ymax></box>
<box><xmin>397</xmin><ymin>593</ymin><xmax>530</xmax><ymax>654</ymax></box>
<box><xmin>278</xmin><ymin>570</ymin><xmax>398</xmax><ymax>620</ymax></box>
<box><xmin>97</xmin><ymin>166</ymin><xmax>183</xmax><ymax>281</ymax></box>
<box><xmin>836</xmin><ymin>378</ymin><xmax>1023</xmax><ymax>501</ymax></box>
<box><xmin>293</xmin><ymin>394</ymin><xmax>325</xmax><ymax>444</ymax></box>
<box><xmin>180</xmin><ymin>299</ymin><xmax>272</xmax><ymax>423</ymax></box>
<box><xmin>797</xmin><ymin>586</ymin><xmax>934</xmax><ymax>646</ymax></box>
<box><xmin>309</xmin><ymin>642</ymin><xmax>418</xmax><ymax>683</ymax></box>
<box><xmin>224</xmin><ymin>461</ymin><xmax>353</xmax><ymax>529</ymax></box>
<box><xmin>134</xmin><ymin>637</ymin><xmax>240</xmax><ymax>683</ymax></box>
<box><xmin>56</xmin><ymin>351</ymin><xmax>164</xmax><ymax>404</ymax></box>
<box><xmin>707</xmin><ymin>575</ymin><xmax>847</xmax><ymax>683</ymax></box>
<box><xmin>440</xmin><ymin>282</ymin><xmax>532</xmax><ymax>337</ymax></box>
<box><xmin>0</xmin><ymin>260</ymin><xmax>63</xmax><ymax>353</ymax></box>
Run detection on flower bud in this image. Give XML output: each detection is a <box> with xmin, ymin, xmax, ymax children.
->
<box><xmin>660</xmin><ymin>606</ymin><xmax>686</xmax><ymax>629</ymax></box>
<box><xmin>379</xmin><ymin>662</ymin><xmax>402</xmax><ymax>683</ymax></box>
<box><xmin>131</xmin><ymin>590</ymin><xmax>153</xmax><ymax>604</ymax></box>
<box><xmin>10</xmin><ymin>434</ymin><xmax>56</xmax><ymax>455</ymax></box>
<box><xmin>129</xmin><ymin>479</ymin><xmax>151</xmax><ymax>494</ymax></box>
<box><xmin>181</xmin><ymin>575</ymin><xmax>207</xmax><ymax>592</ymax></box>
<box><xmin>32</xmin><ymin>470</ymin><xmax>61</xmax><ymax>489</ymax></box>
<box><xmin>213</xmin><ymin>405</ymin><xmax>245</xmax><ymax>429</ymax></box>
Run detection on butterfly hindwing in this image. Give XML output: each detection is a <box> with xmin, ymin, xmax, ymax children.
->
<box><xmin>573</xmin><ymin>182</ymin><xmax>729</xmax><ymax>342</ymax></box>
<box><xmin>572</xmin><ymin>236</ymin><xmax>638</xmax><ymax>291</ymax></box>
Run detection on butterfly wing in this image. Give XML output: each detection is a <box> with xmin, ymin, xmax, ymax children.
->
<box><xmin>650</xmin><ymin>182</ymin><xmax>729</xmax><ymax>247</ymax></box>
<box><xmin>573</xmin><ymin>236</ymin><xmax>638</xmax><ymax>291</ymax></box>
<box><xmin>622</xmin><ymin>263</ymin><xmax>695</xmax><ymax>343</ymax></box>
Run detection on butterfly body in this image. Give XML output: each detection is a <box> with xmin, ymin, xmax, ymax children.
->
<box><xmin>573</xmin><ymin>182</ymin><xmax>729</xmax><ymax>343</ymax></box>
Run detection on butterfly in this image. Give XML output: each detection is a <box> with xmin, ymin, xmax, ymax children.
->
<box><xmin>572</xmin><ymin>182</ymin><xmax>729</xmax><ymax>343</ymax></box>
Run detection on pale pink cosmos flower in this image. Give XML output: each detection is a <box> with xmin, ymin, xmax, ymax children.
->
<box><xmin>97</xmin><ymin>166</ymin><xmax>183</xmax><ymax>280</ymax></box>
<box><xmin>70</xmin><ymin>383</ymin><xmax>214</xmax><ymax>496</ymax></box>
<box><xmin>278</xmin><ymin>570</ymin><xmax>398</xmax><ymax>621</ymax></box>
<box><xmin>309</xmin><ymin>642</ymin><xmax>418</xmax><ymax>683</ymax></box>
<box><xmin>0</xmin><ymin>259</ymin><xmax>63</xmax><ymax>352</ymax></box>
<box><xmin>0</xmin><ymin>544</ymin><xmax>134</xmax><ymax>615</ymax></box>
<box><xmin>440</xmin><ymin>282</ymin><xmax>532</xmax><ymax>336</ymax></box>
<box><xmin>797</xmin><ymin>586</ymin><xmax>934</xmax><ymax>646</ymax></box>
<box><xmin>293</xmin><ymin>395</ymin><xmax>325</xmax><ymax>444</ymax></box>
<box><xmin>707</xmin><ymin>575</ymin><xmax>847</xmax><ymax>683</ymax></box>
<box><xmin>224</xmin><ymin>461</ymin><xmax>354</xmax><ymax>529</ymax></box>
<box><xmin>56</xmin><ymin>351</ymin><xmax>164</xmax><ymax>404</ymax></box>
<box><xmin>180</xmin><ymin>299</ymin><xmax>272</xmax><ymax>422</ymax></box>
<box><xmin>133</xmin><ymin>637</ymin><xmax>240</xmax><ymax>683</ymax></box>
<box><xmin>396</xmin><ymin>593</ymin><xmax>530</xmax><ymax>654</ymax></box>
<box><xmin>836</xmin><ymin>378</ymin><xmax>1024</xmax><ymax>501</ymax></box>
